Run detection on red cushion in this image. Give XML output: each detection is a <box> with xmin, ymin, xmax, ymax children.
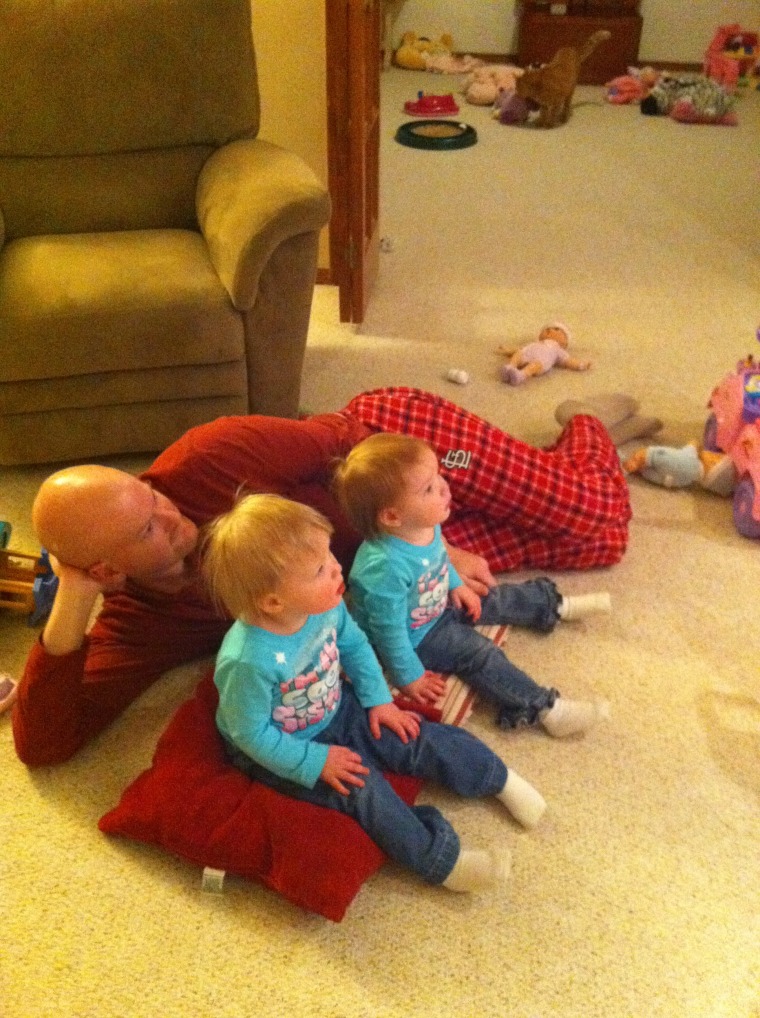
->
<box><xmin>99</xmin><ymin>670</ymin><xmax>422</xmax><ymax>922</ymax></box>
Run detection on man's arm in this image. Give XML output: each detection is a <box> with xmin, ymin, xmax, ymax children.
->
<box><xmin>13</xmin><ymin>583</ymin><xmax>227</xmax><ymax>767</ymax></box>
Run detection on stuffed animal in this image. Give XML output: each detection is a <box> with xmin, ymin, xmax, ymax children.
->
<box><xmin>623</xmin><ymin>442</ymin><xmax>736</xmax><ymax>495</ymax></box>
<box><xmin>497</xmin><ymin>322</ymin><xmax>591</xmax><ymax>386</ymax></box>
<box><xmin>605</xmin><ymin>66</ymin><xmax>659</xmax><ymax>104</ymax></box>
<box><xmin>640</xmin><ymin>74</ymin><xmax>738</xmax><ymax>125</ymax></box>
<box><xmin>492</xmin><ymin>87</ymin><xmax>532</xmax><ymax>125</ymax></box>
<box><xmin>462</xmin><ymin>64</ymin><xmax>523</xmax><ymax>105</ymax></box>
<box><xmin>394</xmin><ymin>31</ymin><xmax>454</xmax><ymax>71</ymax></box>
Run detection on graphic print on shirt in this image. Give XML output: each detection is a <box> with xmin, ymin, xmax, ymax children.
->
<box><xmin>271</xmin><ymin>629</ymin><xmax>341</xmax><ymax>733</ymax></box>
<box><xmin>410</xmin><ymin>561</ymin><xmax>450</xmax><ymax>630</ymax></box>
<box><xmin>440</xmin><ymin>449</ymin><xmax>471</xmax><ymax>470</ymax></box>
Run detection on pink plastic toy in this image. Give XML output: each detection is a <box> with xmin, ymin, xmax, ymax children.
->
<box><xmin>403</xmin><ymin>92</ymin><xmax>460</xmax><ymax>117</ymax></box>
<box><xmin>703</xmin><ymin>328</ymin><xmax>760</xmax><ymax>538</ymax></box>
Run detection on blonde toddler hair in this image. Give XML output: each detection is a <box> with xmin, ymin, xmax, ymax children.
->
<box><xmin>333</xmin><ymin>433</ymin><xmax>434</xmax><ymax>540</ymax></box>
<box><xmin>201</xmin><ymin>493</ymin><xmax>333</xmax><ymax>620</ymax></box>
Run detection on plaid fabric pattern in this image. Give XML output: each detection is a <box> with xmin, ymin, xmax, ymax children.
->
<box><xmin>341</xmin><ymin>387</ymin><xmax>631</xmax><ymax>572</ymax></box>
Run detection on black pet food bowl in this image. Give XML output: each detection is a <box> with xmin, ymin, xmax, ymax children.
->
<box><xmin>395</xmin><ymin>120</ymin><xmax>478</xmax><ymax>150</ymax></box>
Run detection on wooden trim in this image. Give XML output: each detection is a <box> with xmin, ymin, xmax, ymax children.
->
<box><xmin>316</xmin><ymin>267</ymin><xmax>332</xmax><ymax>285</ymax></box>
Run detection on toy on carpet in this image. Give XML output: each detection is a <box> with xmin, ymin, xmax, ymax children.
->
<box><xmin>625</xmin><ymin>328</ymin><xmax>760</xmax><ymax>540</ymax></box>
<box><xmin>497</xmin><ymin>323</ymin><xmax>591</xmax><ymax>386</ymax></box>
<box><xmin>492</xmin><ymin>87</ymin><xmax>533</xmax><ymax>125</ymax></box>
<box><xmin>703</xmin><ymin>24</ymin><xmax>759</xmax><ymax>91</ymax></box>
<box><xmin>461</xmin><ymin>63</ymin><xmax>523</xmax><ymax>106</ymax></box>
<box><xmin>446</xmin><ymin>368</ymin><xmax>470</xmax><ymax>385</ymax></box>
<box><xmin>0</xmin><ymin>522</ymin><xmax>59</xmax><ymax>626</ymax></box>
<box><xmin>0</xmin><ymin>672</ymin><xmax>17</xmax><ymax>715</ymax></box>
<box><xmin>623</xmin><ymin>442</ymin><xmax>736</xmax><ymax>494</ymax></box>
<box><xmin>605</xmin><ymin>66</ymin><xmax>660</xmax><ymax>104</ymax></box>
<box><xmin>640</xmin><ymin>74</ymin><xmax>738</xmax><ymax>125</ymax></box>
<box><xmin>404</xmin><ymin>91</ymin><xmax>459</xmax><ymax>116</ymax></box>
<box><xmin>393</xmin><ymin>31</ymin><xmax>483</xmax><ymax>74</ymax></box>
<box><xmin>395</xmin><ymin>118</ymin><xmax>478</xmax><ymax>151</ymax></box>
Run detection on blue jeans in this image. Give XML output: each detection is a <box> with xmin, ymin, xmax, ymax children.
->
<box><xmin>224</xmin><ymin>685</ymin><xmax>508</xmax><ymax>885</ymax></box>
<box><xmin>417</xmin><ymin>578</ymin><xmax>560</xmax><ymax>729</ymax></box>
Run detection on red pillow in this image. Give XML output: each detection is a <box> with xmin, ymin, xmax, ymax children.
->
<box><xmin>99</xmin><ymin>670</ymin><xmax>422</xmax><ymax>922</ymax></box>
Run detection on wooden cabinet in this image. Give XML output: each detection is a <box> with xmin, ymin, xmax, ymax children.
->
<box><xmin>517</xmin><ymin>3</ymin><xmax>643</xmax><ymax>85</ymax></box>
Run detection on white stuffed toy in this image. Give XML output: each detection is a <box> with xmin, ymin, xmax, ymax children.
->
<box><xmin>462</xmin><ymin>64</ymin><xmax>523</xmax><ymax>105</ymax></box>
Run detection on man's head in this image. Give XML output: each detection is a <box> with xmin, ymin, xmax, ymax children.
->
<box><xmin>32</xmin><ymin>465</ymin><xmax>198</xmax><ymax>587</ymax></box>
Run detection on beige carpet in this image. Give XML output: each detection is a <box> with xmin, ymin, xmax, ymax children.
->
<box><xmin>2</xmin><ymin>70</ymin><xmax>759</xmax><ymax>1018</ymax></box>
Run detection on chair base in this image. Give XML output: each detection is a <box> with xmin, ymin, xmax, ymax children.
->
<box><xmin>0</xmin><ymin>394</ymin><xmax>248</xmax><ymax>466</ymax></box>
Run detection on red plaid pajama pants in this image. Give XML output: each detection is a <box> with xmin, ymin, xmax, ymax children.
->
<box><xmin>341</xmin><ymin>387</ymin><xmax>631</xmax><ymax>572</ymax></box>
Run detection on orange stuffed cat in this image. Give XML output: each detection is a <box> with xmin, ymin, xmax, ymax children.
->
<box><xmin>516</xmin><ymin>30</ymin><xmax>611</xmax><ymax>128</ymax></box>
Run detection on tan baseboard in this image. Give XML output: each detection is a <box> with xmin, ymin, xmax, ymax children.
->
<box><xmin>459</xmin><ymin>52</ymin><xmax>702</xmax><ymax>74</ymax></box>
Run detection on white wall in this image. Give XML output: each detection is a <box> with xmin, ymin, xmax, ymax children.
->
<box><xmin>392</xmin><ymin>0</ymin><xmax>760</xmax><ymax>63</ymax></box>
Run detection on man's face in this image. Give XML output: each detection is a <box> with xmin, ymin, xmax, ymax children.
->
<box><xmin>101</xmin><ymin>478</ymin><xmax>199</xmax><ymax>582</ymax></box>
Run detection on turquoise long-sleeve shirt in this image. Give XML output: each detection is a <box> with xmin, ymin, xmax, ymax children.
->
<box><xmin>348</xmin><ymin>525</ymin><xmax>462</xmax><ymax>687</ymax></box>
<box><xmin>214</xmin><ymin>602</ymin><xmax>391</xmax><ymax>788</ymax></box>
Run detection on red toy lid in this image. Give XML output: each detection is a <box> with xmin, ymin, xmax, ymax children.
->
<box><xmin>403</xmin><ymin>92</ymin><xmax>460</xmax><ymax>117</ymax></box>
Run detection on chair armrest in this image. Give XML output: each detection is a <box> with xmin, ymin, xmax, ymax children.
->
<box><xmin>196</xmin><ymin>138</ymin><xmax>331</xmax><ymax>310</ymax></box>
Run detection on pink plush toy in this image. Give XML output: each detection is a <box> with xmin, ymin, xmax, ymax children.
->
<box><xmin>497</xmin><ymin>323</ymin><xmax>591</xmax><ymax>386</ymax></box>
<box><xmin>605</xmin><ymin>67</ymin><xmax>659</xmax><ymax>104</ymax></box>
<box><xmin>462</xmin><ymin>64</ymin><xmax>523</xmax><ymax>105</ymax></box>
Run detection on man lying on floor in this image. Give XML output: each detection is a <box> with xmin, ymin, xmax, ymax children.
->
<box><xmin>13</xmin><ymin>387</ymin><xmax>648</xmax><ymax>767</ymax></box>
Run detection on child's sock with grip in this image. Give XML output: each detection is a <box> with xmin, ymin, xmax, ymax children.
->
<box><xmin>558</xmin><ymin>592</ymin><xmax>611</xmax><ymax>621</ymax></box>
<box><xmin>540</xmin><ymin>698</ymin><xmax>609</xmax><ymax>738</ymax></box>
<box><xmin>496</xmin><ymin>770</ymin><xmax>547</xmax><ymax>828</ymax></box>
<box><xmin>442</xmin><ymin>848</ymin><xmax>512</xmax><ymax>893</ymax></box>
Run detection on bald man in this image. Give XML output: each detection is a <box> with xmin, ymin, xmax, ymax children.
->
<box><xmin>13</xmin><ymin>387</ymin><xmax>632</xmax><ymax>766</ymax></box>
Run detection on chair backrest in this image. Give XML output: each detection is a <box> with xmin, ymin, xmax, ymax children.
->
<box><xmin>0</xmin><ymin>0</ymin><xmax>261</xmax><ymax>239</ymax></box>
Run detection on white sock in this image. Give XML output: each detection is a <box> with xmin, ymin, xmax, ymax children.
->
<box><xmin>540</xmin><ymin>698</ymin><xmax>610</xmax><ymax>738</ymax></box>
<box><xmin>442</xmin><ymin>848</ymin><xmax>512</xmax><ymax>893</ymax></box>
<box><xmin>558</xmin><ymin>592</ymin><xmax>612</xmax><ymax>621</ymax></box>
<box><xmin>496</xmin><ymin>770</ymin><xmax>547</xmax><ymax>829</ymax></box>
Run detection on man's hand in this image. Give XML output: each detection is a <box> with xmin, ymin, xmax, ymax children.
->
<box><xmin>368</xmin><ymin>702</ymin><xmax>421</xmax><ymax>742</ymax></box>
<box><xmin>320</xmin><ymin>745</ymin><xmax>369</xmax><ymax>796</ymax></box>
<box><xmin>400</xmin><ymin>670</ymin><xmax>446</xmax><ymax>705</ymax></box>
<box><xmin>445</xmin><ymin>544</ymin><xmax>496</xmax><ymax>597</ymax></box>
<box><xmin>450</xmin><ymin>583</ymin><xmax>482</xmax><ymax>622</ymax></box>
<box><xmin>40</xmin><ymin>556</ymin><xmax>117</xmax><ymax>657</ymax></box>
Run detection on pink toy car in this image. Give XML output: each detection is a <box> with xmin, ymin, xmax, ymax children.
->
<box><xmin>703</xmin><ymin>329</ymin><xmax>760</xmax><ymax>538</ymax></box>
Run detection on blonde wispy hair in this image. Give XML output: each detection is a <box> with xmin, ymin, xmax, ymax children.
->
<box><xmin>201</xmin><ymin>493</ymin><xmax>333</xmax><ymax>620</ymax></box>
<box><xmin>332</xmin><ymin>432</ymin><xmax>433</xmax><ymax>540</ymax></box>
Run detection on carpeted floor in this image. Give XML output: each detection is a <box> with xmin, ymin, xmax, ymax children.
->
<box><xmin>2</xmin><ymin>69</ymin><xmax>759</xmax><ymax>1018</ymax></box>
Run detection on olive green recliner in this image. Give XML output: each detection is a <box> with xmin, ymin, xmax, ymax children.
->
<box><xmin>0</xmin><ymin>0</ymin><xmax>330</xmax><ymax>465</ymax></box>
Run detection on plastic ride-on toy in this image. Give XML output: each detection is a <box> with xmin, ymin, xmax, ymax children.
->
<box><xmin>0</xmin><ymin>522</ymin><xmax>59</xmax><ymax>625</ymax></box>
<box><xmin>703</xmin><ymin>329</ymin><xmax>760</xmax><ymax>539</ymax></box>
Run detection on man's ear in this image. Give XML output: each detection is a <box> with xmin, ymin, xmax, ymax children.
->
<box><xmin>378</xmin><ymin>506</ymin><xmax>402</xmax><ymax>530</ymax></box>
<box><xmin>88</xmin><ymin>561</ymin><xmax>126</xmax><ymax>587</ymax></box>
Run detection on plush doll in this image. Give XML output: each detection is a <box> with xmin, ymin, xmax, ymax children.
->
<box><xmin>492</xmin><ymin>87</ymin><xmax>532</xmax><ymax>125</ymax></box>
<box><xmin>462</xmin><ymin>64</ymin><xmax>523</xmax><ymax>105</ymax></box>
<box><xmin>497</xmin><ymin>322</ymin><xmax>591</xmax><ymax>386</ymax></box>
<box><xmin>623</xmin><ymin>442</ymin><xmax>736</xmax><ymax>495</ymax></box>
<box><xmin>394</xmin><ymin>31</ymin><xmax>454</xmax><ymax>71</ymax></box>
<box><xmin>605</xmin><ymin>67</ymin><xmax>659</xmax><ymax>104</ymax></box>
<box><xmin>640</xmin><ymin>74</ymin><xmax>737</xmax><ymax>125</ymax></box>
